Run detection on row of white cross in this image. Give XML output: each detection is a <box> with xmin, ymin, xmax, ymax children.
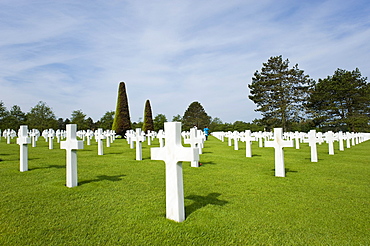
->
<box><xmin>212</xmin><ymin>129</ymin><xmax>369</xmax><ymax>177</ymax></box>
<box><xmin>12</xmin><ymin>123</ymin><xmax>201</xmax><ymax>223</ymax></box>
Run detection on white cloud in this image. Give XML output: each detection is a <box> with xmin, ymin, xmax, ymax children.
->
<box><xmin>0</xmin><ymin>0</ymin><xmax>369</xmax><ymax>123</ymax></box>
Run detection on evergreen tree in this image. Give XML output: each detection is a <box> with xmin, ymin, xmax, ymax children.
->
<box><xmin>142</xmin><ymin>99</ymin><xmax>154</xmax><ymax>132</ymax></box>
<box><xmin>112</xmin><ymin>82</ymin><xmax>131</xmax><ymax>136</ymax></box>
<box><xmin>307</xmin><ymin>68</ymin><xmax>370</xmax><ymax>131</ymax></box>
<box><xmin>182</xmin><ymin>101</ymin><xmax>211</xmax><ymax>131</ymax></box>
<box><xmin>153</xmin><ymin>114</ymin><xmax>167</xmax><ymax>132</ymax></box>
<box><xmin>248</xmin><ymin>55</ymin><xmax>314</xmax><ymax>131</ymax></box>
<box><xmin>0</xmin><ymin>101</ymin><xmax>9</xmax><ymax>130</ymax></box>
<box><xmin>26</xmin><ymin>101</ymin><xmax>58</xmax><ymax>131</ymax></box>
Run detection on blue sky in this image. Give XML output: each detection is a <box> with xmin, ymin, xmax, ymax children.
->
<box><xmin>1</xmin><ymin>0</ymin><xmax>369</xmax><ymax>123</ymax></box>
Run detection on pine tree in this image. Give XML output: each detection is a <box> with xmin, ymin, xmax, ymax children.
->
<box><xmin>112</xmin><ymin>82</ymin><xmax>131</xmax><ymax>136</ymax></box>
<box><xmin>307</xmin><ymin>68</ymin><xmax>370</xmax><ymax>131</ymax></box>
<box><xmin>182</xmin><ymin>101</ymin><xmax>211</xmax><ymax>131</ymax></box>
<box><xmin>142</xmin><ymin>99</ymin><xmax>154</xmax><ymax>132</ymax></box>
<box><xmin>248</xmin><ymin>55</ymin><xmax>314</xmax><ymax>131</ymax></box>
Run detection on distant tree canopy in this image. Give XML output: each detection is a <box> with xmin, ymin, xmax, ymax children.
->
<box><xmin>26</xmin><ymin>101</ymin><xmax>58</xmax><ymax>131</ymax></box>
<box><xmin>112</xmin><ymin>82</ymin><xmax>131</xmax><ymax>136</ymax></box>
<box><xmin>248</xmin><ymin>55</ymin><xmax>314</xmax><ymax>131</ymax></box>
<box><xmin>172</xmin><ymin>114</ymin><xmax>182</xmax><ymax>122</ymax></box>
<box><xmin>142</xmin><ymin>99</ymin><xmax>154</xmax><ymax>132</ymax></box>
<box><xmin>182</xmin><ymin>101</ymin><xmax>211</xmax><ymax>131</ymax></box>
<box><xmin>153</xmin><ymin>114</ymin><xmax>167</xmax><ymax>132</ymax></box>
<box><xmin>97</xmin><ymin>111</ymin><xmax>115</xmax><ymax>130</ymax></box>
<box><xmin>71</xmin><ymin>109</ymin><xmax>89</xmax><ymax>130</ymax></box>
<box><xmin>307</xmin><ymin>68</ymin><xmax>370</xmax><ymax>132</ymax></box>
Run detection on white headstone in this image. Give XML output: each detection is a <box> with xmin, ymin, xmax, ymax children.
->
<box><xmin>48</xmin><ymin>129</ymin><xmax>55</xmax><ymax>149</ymax></box>
<box><xmin>95</xmin><ymin>128</ymin><xmax>106</xmax><ymax>155</ymax></box>
<box><xmin>244</xmin><ymin>130</ymin><xmax>255</xmax><ymax>158</ymax></box>
<box><xmin>325</xmin><ymin>131</ymin><xmax>335</xmax><ymax>155</ymax></box>
<box><xmin>294</xmin><ymin>131</ymin><xmax>300</xmax><ymax>149</ymax></box>
<box><xmin>184</xmin><ymin>128</ymin><xmax>203</xmax><ymax>155</ymax></box>
<box><xmin>151</xmin><ymin>122</ymin><xmax>199</xmax><ymax>222</ymax></box>
<box><xmin>307</xmin><ymin>130</ymin><xmax>318</xmax><ymax>162</ymax></box>
<box><xmin>60</xmin><ymin>124</ymin><xmax>84</xmax><ymax>188</ymax></box>
<box><xmin>264</xmin><ymin>128</ymin><xmax>294</xmax><ymax>177</ymax></box>
<box><xmin>133</xmin><ymin>128</ymin><xmax>144</xmax><ymax>161</ymax></box>
<box><xmin>17</xmin><ymin>125</ymin><xmax>31</xmax><ymax>172</ymax></box>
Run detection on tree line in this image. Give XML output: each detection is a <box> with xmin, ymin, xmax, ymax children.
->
<box><xmin>1</xmin><ymin>57</ymin><xmax>369</xmax><ymax>134</ymax></box>
<box><xmin>249</xmin><ymin>55</ymin><xmax>370</xmax><ymax>132</ymax></box>
<box><xmin>0</xmin><ymin>99</ymin><xmax>262</xmax><ymax>134</ymax></box>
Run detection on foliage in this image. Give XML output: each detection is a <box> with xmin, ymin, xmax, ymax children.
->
<box><xmin>172</xmin><ymin>114</ymin><xmax>182</xmax><ymax>122</ymax></box>
<box><xmin>26</xmin><ymin>101</ymin><xmax>58</xmax><ymax>131</ymax></box>
<box><xmin>0</xmin><ymin>137</ymin><xmax>369</xmax><ymax>245</ymax></box>
<box><xmin>1</xmin><ymin>105</ymin><xmax>27</xmax><ymax>130</ymax></box>
<box><xmin>182</xmin><ymin>101</ymin><xmax>211</xmax><ymax>131</ymax></box>
<box><xmin>97</xmin><ymin>111</ymin><xmax>115</xmax><ymax>130</ymax></box>
<box><xmin>112</xmin><ymin>82</ymin><xmax>131</xmax><ymax>136</ymax></box>
<box><xmin>307</xmin><ymin>68</ymin><xmax>370</xmax><ymax>132</ymax></box>
<box><xmin>70</xmin><ymin>110</ymin><xmax>89</xmax><ymax>130</ymax></box>
<box><xmin>153</xmin><ymin>114</ymin><xmax>167</xmax><ymax>132</ymax></box>
<box><xmin>249</xmin><ymin>55</ymin><xmax>314</xmax><ymax>131</ymax></box>
<box><xmin>142</xmin><ymin>100</ymin><xmax>154</xmax><ymax>133</ymax></box>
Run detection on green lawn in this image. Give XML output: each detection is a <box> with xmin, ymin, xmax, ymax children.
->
<box><xmin>0</xmin><ymin>135</ymin><xmax>369</xmax><ymax>245</ymax></box>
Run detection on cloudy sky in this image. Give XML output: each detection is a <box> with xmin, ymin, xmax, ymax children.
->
<box><xmin>1</xmin><ymin>0</ymin><xmax>369</xmax><ymax>123</ymax></box>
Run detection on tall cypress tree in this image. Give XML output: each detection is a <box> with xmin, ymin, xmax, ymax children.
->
<box><xmin>142</xmin><ymin>99</ymin><xmax>154</xmax><ymax>132</ymax></box>
<box><xmin>112</xmin><ymin>82</ymin><xmax>131</xmax><ymax>136</ymax></box>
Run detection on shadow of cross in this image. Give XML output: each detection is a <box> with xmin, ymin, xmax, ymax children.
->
<box><xmin>79</xmin><ymin>174</ymin><xmax>126</xmax><ymax>185</ymax></box>
<box><xmin>185</xmin><ymin>193</ymin><xmax>228</xmax><ymax>217</ymax></box>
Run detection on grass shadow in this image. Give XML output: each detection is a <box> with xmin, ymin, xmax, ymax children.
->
<box><xmin>202</xmin><ymin>151</ymin><xmax>213</xmax><ymax>154</ymax></box>
<box><xmin>200</xmin><ymin>161</ymin><xmax>216</xmax><ymax>165</ymax></box>
<box><xmin>30</xmin><ymin>164</ymin><xmax>65</xmax><ymax>170</ymax></box>
<box><xmin>185</xmin><ymin>193</ymin><xmax>228</xmax><ymax>217</ymax></box>
<box><xmin>252</xmin><ymin>154</ymin><xmax>262</xmax><ymax>157</ymax></box>
<box><xmin>79</xmin><ymin>174</ymin><xmax>126</xmax><ymax>185</ymax></box>
<box><xmin>271</xmin><ymin>168</ymin><xmax>298</xmax><ymax>175</ymax></box>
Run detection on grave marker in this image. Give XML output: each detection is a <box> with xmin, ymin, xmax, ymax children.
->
<box><xmin>244</xmin><ymin>130</ymin><xmax>255</xmax><ymax>158</ymax></box>
<box><xmin>151</xmin><ymin>122</ymin><xmax>199</xmax><ymax>222</ymax></box>
<box><xmin>95</xmin><ymin>128</ymin><xmax>106</xmax><ymax>155</ymax></box>
<box><xmin>17</xmin><ymin>125</ymin><xmax>31</xmax><ymax>172</ymax></box>
<box><xmin>60</xmin><ymin>124</ymin><xmax>84</xmax><ymax>188</ymax></box>
<box><xmin>265</xmin><ymin>128</ymin><xmax>294</xmax><ymax>177</ymax></box>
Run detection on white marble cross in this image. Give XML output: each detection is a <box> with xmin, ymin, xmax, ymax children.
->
<box><xmin>294</xmin><ymin>131</ymin><xmax>300</xmax><ymax>149</ymax></box>
<box><xmin>157</xmin><ymin>130</ymin><xmax>165</xmax><ymax>148</ymax></box>
<box><xmin>151</xmin><ymin>122</ymin><xmax>199</xmax><ymax>222</ymax></box>
<box><xmin>48</xmin><ymin>129</ymin><xmax>55</xmax><ymax>149</ymax></box>
<box><xmin>307</xmin><ymin>130</ymin><xmax>318</xmax><ymax>162</ymax></box>
<box><xmin>346</xmin><ymin>132</ymin><xmax>351</xmax><ymax>148</ymax></box>
<box><xmin>95</xmin><ymin>128</ymin><xmax>106</xmax><ymax>155</ymax></box>
<box><xmin>338</xmin><ymin>131</ymin><xmax>344</xmax><ymax>151</ymax></box>
<box><xmin>133</xmin><ymin>128</ymin><xmax>145</xmax><ymax>160</ymax></box>
<box><xmin>244</xmin><ymin>130</ymin><xmax>255</xmax><ymax>158</ymax></box>
<box><xmin>264</xmin><ymin>128</ymin><xmax>294</xmax><ymax>177</ymax></box>
<box><xmin>184</xmin><ymin>128</ymin><xmax>203</xmax><ymax>154</ymax></box>
<box><xmin>17</xmin><ymin>125</ymin><xmax>31</xmax><ymax>172</ymax></box>
<box><xmin>325</xmin><ymin>131</ymin><xmax>335</xmax><ymax>155</ymax></box>
<box><xmin>30</xmin><ymin>129</ymin><xmax>39</xmax><ymax>147</ymax></box>
<box><xmin>232</xmin><ymin>131</ymin><xmax>240</xmax><ymax>150</ymax></box>
<box><xmin>60</xmin><ymin>124</ymin><xmax>84</xmax><ymax>188</ymax></box>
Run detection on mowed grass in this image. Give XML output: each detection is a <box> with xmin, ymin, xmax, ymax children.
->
<box><xmin>0</xmin><ymin>135</ymin><xmax>369</xmax><ymax>245</ymax></box>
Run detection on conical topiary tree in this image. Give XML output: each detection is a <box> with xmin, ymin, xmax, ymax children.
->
<box><xmin>112</xmin><ymin>82</ymin><xmax>131</xmax><ymax>136</ymax></box>
<box><xmin>182</xmin><ymin>101</ymin><xmax>211</xmax><ymax>131</ymax></box>
<box><xmin>142</xmin><ymin>99</ymin><xmax>154</xmax><ymax>133</ymax></box>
